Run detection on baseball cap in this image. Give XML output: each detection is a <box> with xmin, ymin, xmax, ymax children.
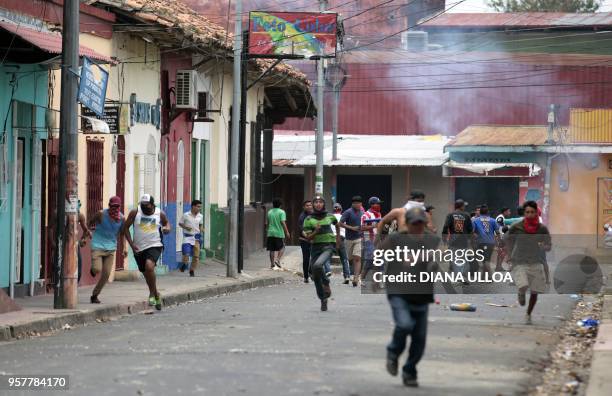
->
<box><xmin>455</xmin><ymin>199</ymin><xmax>468</xmax><ymax>209</ymax></box>
<box><xmin>351</xmin><ymin>195</ymin><xmax>363</xmax><ymax>203</ymax></box>
<box><xmin>368</xmin><ymin>196</ymin><xmax>382</xmax><ymax>206</ymax></box>
<box><xmin>140</xmin><ymin>194</ymin><xmax>154</xmax><ymax>204</ymax></box>
<box><xmin>405</xmin><ymin>207</ymin><xmax>428</xmax><ymax>224</ymax></box>
<box><xmin>333</xmin><ymin>202</ymin><xmax>342</xmax><ymax>210</ymax></box>
<box><xmin>109</xmin><ymin>196</ymin><xmax>122</xmax><ymax>206</ymax></box>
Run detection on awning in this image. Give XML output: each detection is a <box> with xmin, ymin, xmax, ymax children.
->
<box><xmin>0</xmin><ymin>21</ymin><xmax>113</xmax><ymax>64</ymax></box>
<box><xmin>445</xmin><ymin>161</ymin><xmax>541</xmax><ymax>177</ymax></box>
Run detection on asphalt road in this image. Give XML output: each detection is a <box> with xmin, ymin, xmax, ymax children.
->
<box><xmin>0</xmin><ymin>276</ymin><xmax>575</xmax><ymax>396</ymax></box>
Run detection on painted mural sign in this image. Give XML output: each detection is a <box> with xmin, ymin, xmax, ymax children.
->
<box><xmin>599</xmin><ymin>178</ymin><xmax>612</xmax><ymax>248</ymax></box>
<box><xmin>78</xmin><ymin>57</ymin><xmax>109</xmax><ymax>118</ymax></box>
<box><xmin>249</xmin><ymin>12</ymin><xmax>337</xmax><ymax>58</ymax></box>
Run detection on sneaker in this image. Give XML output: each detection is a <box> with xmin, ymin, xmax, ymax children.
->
<box><xmin>322</xmin><ymin>283</ymin><xmax>332</xmax><ymax>299</ymax></box>
<box><xmin>352</xmin><ymin>276</ymin><xmax>359</xmax><ymax>287</ymax></box>
<box><xmin>155</xmin><ymin>294</ymin><xmax>162</xmax><ymax>311</ymax></box>
<box><xmin>525</xmin><ymin>314</ymin><xmax>532</xmax><ymax>325</ymax></box>
<box><xmin>320</xmin><ymin>299</ymin><xmax>328</xmax><ymax>311</ymax></box>
<box><xmin>304</xmin><ymin>278</ymin><xmax>310</xmax><ymax>284</ymax></box>
<box><xmin>325</xmin><ymin>271</ymin><xmax>332</xmax><ymax>278</ymax></box>
<box><xmin>343</xmin><ymin>278</ymin><xmax>350</xmax><ymax>285</ymax></box>
<box><xmin>402</xmin><ymin>372</ymin><xmax>418</xmax><ymax>387</ymax></box>
<box><xmin>148</xmin><ymin>296</ymin><xmax>156</xmax><ymax>306</ymax></box>
<box><xmin>386</xmin><ymin>354</ymin><xmax>398</xmax><ymax>377</ymax></box>
<box><xmin>189</xmin><ymin>270</ymin><xmax>195</xmax><ymax>277</ymax></box>
<box><xmin>90</xmin><ymin>295</ymin><xmax>101</xmax><ymax>304</ymax></box>
<box><xmin>518</xmin><ymin>292</ymin><xmax>526</xmax><ymax>306</ymax></box>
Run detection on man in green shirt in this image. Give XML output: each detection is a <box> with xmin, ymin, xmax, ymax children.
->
<box><xmin>266</xmin><ymin>198</ymin><xmax>291</xmax><ymax>269</ymax></box>
<box><xmin>303</xmin><ymin>195</ymin><xmax>341</xmax><ymax>311</ymax></box>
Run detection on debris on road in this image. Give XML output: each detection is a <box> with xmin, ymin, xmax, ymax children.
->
<box><xmin>529</xmin><ymin>295</ymin><xmax>602</xmax><ymax>396</ymax></box>
<box><xmin>486</xmin><ymin>303</ymin><xmax>516</xmax><ymax>308</ymax></box>
<box><xmin>450</xmin><ymin>303</ymin><xmax>477</xmax><ymax>312</ymax></box>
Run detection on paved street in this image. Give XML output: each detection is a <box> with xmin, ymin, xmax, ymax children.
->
<box><xmin>0</xmin><ymin>274</ymin><xmax>574</xmax><ymax>396</ymax></box>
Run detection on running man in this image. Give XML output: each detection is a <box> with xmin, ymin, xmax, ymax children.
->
<box><xmin>122</xmin><ymin>194</ymin><xmax>170</xmax><ymax>311</ymax></box>
<box><xmin>88</xmin><ymin>196</ymin><xmax>124</xmax><ymax>303</ymax></box>
<box><xmin>339</xmin><ymin>196</ymin><xmax>365</xmax><ymax>287</ymax></box>
<box><xmin>266</xmin><ymin>198</ymin><xmax>290</xmax><ymax>269</ymax></box>
<box><xmin>380</xmin><ymin>207</ymin><xmax>440</xmax><ymax>388</ymax></box>
<box><xmin>472</xmin><ymin>205</ymin><xmax>498</xmax><ymax>275</ymax></box>
<box><xmin>495</xmin><ymin>207</ymin><xmax>511</xmax><ymax>271</ymax></box>
<box><xmin>360</xmin><ymin>197</ymin><xmax>383</xmax><ymax>283</ymax></box>
<box><xmin>442</xmin><ymin>199</ymin><xmax>473</xmax><ymax>280</ymax></box>
<box><xmin>303</xmin><ymin>195</ymin><xmax>341</xmax><ymax>311</ymax></box>
<box><xmin>298</xmin><ymin>200</ymin><xmax>313</xmax><ymax>283</ymax></box>
<box><xmin>376</xmin><ymin>190</ymin><xmax>426</xmax><ymax>237</ymax></box>
<box><xmin>504</xmin><ymin>201</ymin><xmax>551</xmax><ymax>325</ymax></box>
<box><xmin>178</xmin><ymin>199</ymin><xmax>204</xmax><ymax>277</ymax></box>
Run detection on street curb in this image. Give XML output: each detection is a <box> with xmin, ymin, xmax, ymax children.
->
<box><xmin>586</xmin><ymin>294</ymin><xmax>612</xmax><ymax>396</ymax></box>
<box><xmin>1</xmin><ymin>275</ymin><xmax>284</xmax><ymax>342</ymax></box>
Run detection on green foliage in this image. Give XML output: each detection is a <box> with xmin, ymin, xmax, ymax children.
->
<box><xmin>488</xmin><ymin>0</ymin><xmax>601</xmax><ymax>12</ymax></box>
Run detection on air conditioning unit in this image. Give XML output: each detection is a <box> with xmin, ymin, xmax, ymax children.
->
<box><xmin>175</xmin><ymin>70</ymin><xmax>197</xmax><ymax>109</ymax></box>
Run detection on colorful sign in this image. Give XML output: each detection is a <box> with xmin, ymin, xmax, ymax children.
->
<box><xmin>249</xmin><ymin>12</ymin><xmax>337</xmax><ymax>58</ymax></box>
<box><xmin>82</xmin><ymin>106</ymin><xmax>120</xmax><ymax>134</ymax></box>
<box><xmin>78</xmin><ymin>57</ymin><xmax>109</xmax><ymax>117</ymax></box>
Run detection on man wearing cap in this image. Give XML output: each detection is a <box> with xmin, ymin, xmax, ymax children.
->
<box><xmin>303</xmin><ymin>195</ymin><xmax>341</xmax><ymax>311</ymax></box>
<box><xmin>360</xmin><ymin>197</ymin><xmax>383</xmax><ymax>283</ymax></box>
<box><xmin>376</xmin><ymin>190</ymin><xmax>427</xmax><ymax>237</ymax></box>
<box><xmin>339</xmin><ymin>196</ymin><xmax>365</xmax><ymax>287</ymax></box>
<box><xmin>379</xmin><ymin>207</ymin><xmax>440</xmax><ymax>388</ymax></box>
<box><xmin>88</xmin><ymin>196</ymin><xmax>125</xmax><ymax>304</ymax></box>
<box><xmin>332</xmin><ymin>202</ymin><xmax>352</xmax><ymax>284</ymax></box>
<box><xmin>442</xmin><ymin>199</ymin><xmax>474</xmax><ymax>280</ymax></box>
<box><xmin>122</xmin><ymin>194</ymin><xmax>171</xmax><ymax>310</ymax></box>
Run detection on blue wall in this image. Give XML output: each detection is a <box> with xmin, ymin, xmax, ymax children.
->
<box><xmin>0</xmin><ymin>65</ymin><xmax>48</xmax><ymax>289</ymax></box>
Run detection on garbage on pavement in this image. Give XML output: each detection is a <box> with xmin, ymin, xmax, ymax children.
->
<box><xmin>450</xmin><ymin>303</ymin><xmax>477</xmax><ymax>312</ymax></box>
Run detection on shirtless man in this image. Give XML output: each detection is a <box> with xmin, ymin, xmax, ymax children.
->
<box><xmin>376</xmin><ymin>191</ymin><xmax>427</xmax><ymax>241</ymax></box>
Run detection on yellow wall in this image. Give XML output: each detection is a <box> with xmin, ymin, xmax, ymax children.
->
<box><xmin>549</xmin><ymin>153</ymin><xmax>612</xmax><ymax>237</ymax></box>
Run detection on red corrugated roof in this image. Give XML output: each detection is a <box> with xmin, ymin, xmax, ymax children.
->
<box><xmin>0</xmin><ymin>21</ymin><xmax>113</xmax><ymax>63</ymax></box>
<box><xmin>422</xmin><ymin>12</ymin><xmax>612</xmax><ymax>29</ymax></box>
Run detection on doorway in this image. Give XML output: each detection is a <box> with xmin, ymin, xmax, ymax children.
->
<box><xmin>455</xmin><ymin>178</ymin><xmax>519</xmax><ymax>216</ymax></box>
<box><xmin>337</xmin><ymin>174</ymin><xmax>392</xmax><ymax>215</ymax></box>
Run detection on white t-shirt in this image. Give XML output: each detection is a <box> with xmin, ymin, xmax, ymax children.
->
<box><xmin>332</xmin><ymin>213</ymin><xmax>345</xmax><ymax>238</ymax></box>
<box><xmin>403</xmin><ymin>200</ymin><xmax>426</xmax><ymax>211</ymax></box>
<box><xmin>181</xmin><ymin>211</ymin><xmax>203</xmax><ymax>245</ymax></box>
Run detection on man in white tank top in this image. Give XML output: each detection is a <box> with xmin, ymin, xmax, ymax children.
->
<box><xmin>122</xmin><ymin>194</ymin><xmax>171</xmax><ymax>310</ymax></box>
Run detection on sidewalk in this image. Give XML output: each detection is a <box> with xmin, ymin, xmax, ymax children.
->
<box><xmin>0</xmin><ymin>246</ymin><xmax>303</xmax><ymax>342</ymax></box>
<box><xmin>586</xmin><ymin>292</ymin><xmax>612</xmax><ymax>396</ymax></box>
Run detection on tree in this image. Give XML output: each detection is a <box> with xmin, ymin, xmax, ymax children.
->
<box><xmin>488</xmin><ymin>0</ymin><xmax>601</xmax><ymax>12</ymax></box>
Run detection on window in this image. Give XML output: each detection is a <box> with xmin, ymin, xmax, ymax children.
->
<box><xmin>197</xmin><ymin>92</ymin><xmax>208</xmax><ymax>118</ymax></box>
<box><xmin>86</xmin><ymin>139</ymin><xmax>104</xmax><ymax>219</ymax></box>
<box><xmin>144</xmin><ymin>136</ymin><xmax>156</xmax><ymax>196</ymax></box>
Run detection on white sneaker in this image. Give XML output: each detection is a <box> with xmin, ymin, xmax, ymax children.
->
<box><xmin>525</xmin><ymin>314</ymin><xmax>532</xmax><ymax>325</ymax></box>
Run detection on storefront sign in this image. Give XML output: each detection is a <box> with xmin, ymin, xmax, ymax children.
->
<box><xmin>82</xmin><ymin>106</ymin><xmax>120</xmax><ymax>134</ymax></box>
<box><xmin>249</xmin><ymin>11</ymin><xmax>337</xmax><ymax>58</ymax></box>
<box><xmin>78</xmin><ymin>57</ymin><xmax>109</xmax><ymax>117</ymax></box>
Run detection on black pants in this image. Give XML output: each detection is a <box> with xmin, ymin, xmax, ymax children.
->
<box><xmin>300</xmin><ymin>240</ymin><xmax>311</xmax><ymax>280</ymax></box>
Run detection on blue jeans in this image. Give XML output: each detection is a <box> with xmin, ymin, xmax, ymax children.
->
<box><xmin>337</xmin><ymin>239</ymin><xmax>351</xmax><ymax>278</ymax></box>
<box><xmin>386</xmin><ymin>295</ymin><xmax>429</xmax><ymax>377</ymax></box>
<box><xmin>310</xmin><ymin>244</ymin><xmax>334</xmax><ymax>300</ymax></box>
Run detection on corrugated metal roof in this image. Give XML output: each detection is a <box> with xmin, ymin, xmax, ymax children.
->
<box><xmin>447</xmin><ymin>125</ymin><xmax>548</xmax><ymax>146</ymax></box>
<box><xmin>292</xmin><ymin>134</ymin><xmax>450</xmax><ymax>167</ymax></box>
<box><xmin>422</xmin><ymin>12</ymin><xmax>612</xmax><ymax>29</ymax></box>
<box><xmin>272</xmin><ymin>159</ymin><xmax>295</xmax><ymax>167</ymax></box>
<box><xmin>0</xmin><ymin>21</ymin><xmax>113</xmax><ymax>63</ymax></box>
<box><xmin>273</xmin><ymin>132</ymin><xmax>333</xmax><ymax>161</ymax></box>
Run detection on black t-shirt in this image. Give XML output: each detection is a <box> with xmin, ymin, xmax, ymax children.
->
<box><xmin>442</xmin><ymin>210</ymin><xmax>473</xmax><ymax>248</ymax></box>
<box><xmin>380</xmin><ymin>230</ymin><xmax>440</xmax><ymax>304</ymax></box>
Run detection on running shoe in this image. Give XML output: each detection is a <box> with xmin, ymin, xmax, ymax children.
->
<box><xmin>148</xmin><ymin>296</ymin><xmax>156</xmax><ymax>306</ymax></box>
<box><xmin>402</xmin><ymin>372</ymin><xmax>418</xmax><ymax>387</ymax></box>
<box><xmin>90</xmin><ymin>295</ymin><xmax>101</xmax><ymax>304</ymax></box>
<box><xmin>386</xmin><ymin>354</ymin><xmax>398</xmax><ymax>377</ymax></box>
<box><xmin>155</xmin><ymin>294</ymin><xmax>162</xmax><ymax>311</ymax></box>
<box><xmin>320</xmin><ymin>299</ymin><xmax>328</xmax><ymax>311</ymax></box>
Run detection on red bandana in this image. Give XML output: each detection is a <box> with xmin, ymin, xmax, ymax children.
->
<box><xmin>523</xmin><ymin>217</ymin><xmax>539</xmax><ymax>234</ymax></box>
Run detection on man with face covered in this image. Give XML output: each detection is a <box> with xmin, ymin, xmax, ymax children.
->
<box><xmin>122</xmin><ymin>194</ymin><xmax>171</xmax><ymax>310</ymax></box>
<box><xmin>303</xmin><ymin>195</ymin><xmax>341</xmax><ymax>311</ymax></box>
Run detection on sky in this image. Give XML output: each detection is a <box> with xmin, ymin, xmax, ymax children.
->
<box><xmin>448</xmin><ymin>0</ymin><xmax>612</xmax><ymax>13</ymax></box>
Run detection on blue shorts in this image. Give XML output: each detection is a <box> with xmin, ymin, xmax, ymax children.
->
<box><xmin>182</xmin><ymin>243</ymin><xmax>194</xmax><ymax>256</ymax></box>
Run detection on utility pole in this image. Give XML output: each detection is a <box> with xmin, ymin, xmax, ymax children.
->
<box><xmin>227</xmin><ymin>0</ymin><xmax>242</xmax><ymax>278</ymax></box>
<box><xmin>315</xmin><ymin>0</ymin><xmax>327</xmax><ymax>194</ymax></box>
<box><xmin>53</xmin><ymin>0</ymin><xmax>79</xmax><ymax>309</ymax></box>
